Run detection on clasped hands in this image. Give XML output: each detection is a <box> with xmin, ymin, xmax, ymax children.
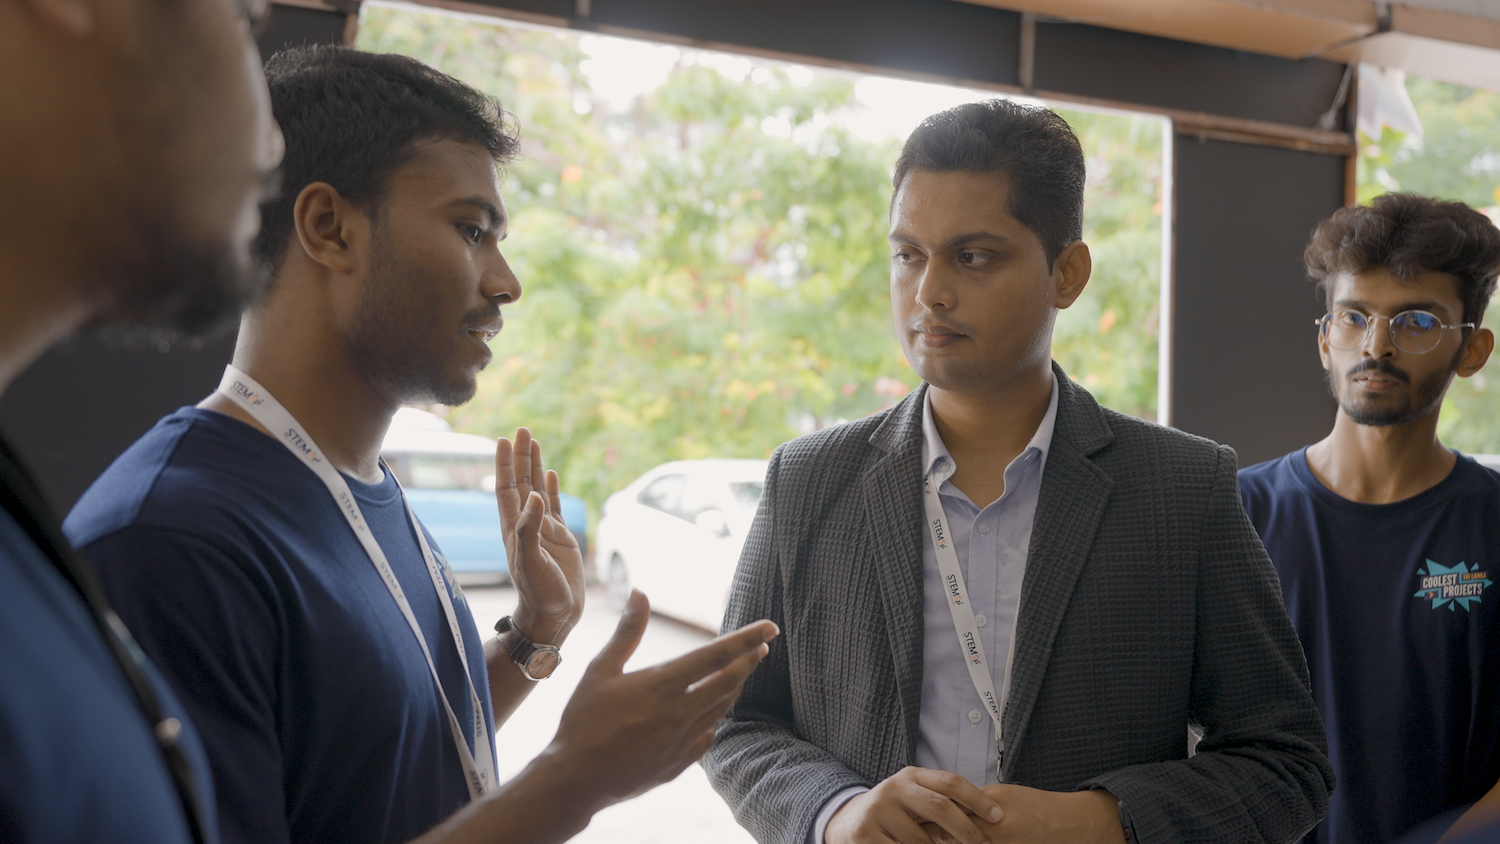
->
<box><xmin>826</xmin><ymin>766</ymin><xmax>1124</xmax><ymax>844</ymax></box>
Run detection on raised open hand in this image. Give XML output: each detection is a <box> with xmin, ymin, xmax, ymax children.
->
<box><xmin>495</xmin><ymin>428</ymin><xmax>585</xmax><ymax>645</ymax></box>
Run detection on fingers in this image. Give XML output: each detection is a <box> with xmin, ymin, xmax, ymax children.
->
<box><xmin>546</xmin><ymin>469</ymin><xmax>562</xmax><ymax>519</ymax></box>
<box><xmin>513</xmin><ymin>427</ymin><xmax>535</xmax><ymax>502</ymax></box>
<box><xmin>590</xmin><ymin>589</ymin><xmax>649</xmax><ymax>675</ymax></box>
<box><xmin>530</xmin><ymin>438</ymin><xmax>546</xmax><ymax>513</ymax></box>
<box><xmin>685</xmin><ymin>640</ymin><xmax>768</xmax><ymax>700</ymax></box>
<box><xmin>681</xmin><ymin>649</ymin><xmax>766</xmax><ymax>737</ymax></box>
<box><xmin>906</xmin><ymin>796</ymin><xmax>987</xmax><ymax>844</ymax></box>
<box><xmin>663</xmin><ymin>620</ymin><xmax>778</xmax><ymax>685</ymax></box>
<box><xmin>914</xmin><ymin>770</ymin><xmax>1002</xmax><ymax>826</ymax></box>
<box><xmin>494</xmin><ymin>437</ymin><xmax>519</xmax><ymax>514</ymax></box>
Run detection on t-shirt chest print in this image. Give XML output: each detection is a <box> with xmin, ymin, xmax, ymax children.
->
<box><xmin>1413</xmin><ymin>559</ymin><xmax>1494</xmax><ymax>611</ymax></box>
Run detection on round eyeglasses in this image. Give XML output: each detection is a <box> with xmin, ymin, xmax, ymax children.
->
<box><xmin>1314</xmin><ymin>309</ymin><xmax>1474</xmax><ymax>355</ymax></box>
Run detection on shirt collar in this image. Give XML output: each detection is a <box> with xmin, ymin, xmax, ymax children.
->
<box><xmin>920</xmin><ymin>371</ymin><xmax>1060</xmax><ymax>482</ymax></box>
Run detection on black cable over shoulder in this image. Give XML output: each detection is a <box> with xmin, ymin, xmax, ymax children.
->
<box><xmin>0</xmin><ymin>434</ymin><xmax>211</xmax><ymax>844</ymax></box>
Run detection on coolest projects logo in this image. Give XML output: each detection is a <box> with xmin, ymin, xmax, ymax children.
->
<box><xmin>1413</xmin><ymin>560</ymin><xmax>1493</xmax><ymax>612</ymax></box>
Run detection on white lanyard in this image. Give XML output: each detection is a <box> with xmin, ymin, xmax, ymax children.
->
<box><xmin>216</xmin><ymin>366</ymin><xmax>496</xmax><ymax>800</ymax></box>
<box><xmin>921</xmin><ymin>462</ymin><xmax>1022</xmax><ymax>782</ymax></box>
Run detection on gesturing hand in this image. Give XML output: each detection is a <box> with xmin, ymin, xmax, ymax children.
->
<box><xmin>543</xmin><ymin>590</ymin><xmax>779</xmax><ymax>811</ymax></box>
<box><xmin>494</xmin><ymin>428</ymin><xmax>585</xmax><ymax>645</ymax></box>
<box><xmin>826</xmin><ymin>767</ymin><xmax>1004</xmax><ymax>844</ymax></box>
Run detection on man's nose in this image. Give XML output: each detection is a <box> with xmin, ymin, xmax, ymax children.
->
<box><xmin>914</xmin><ymin>265</ymin><xmax>955</xmax><ymax>311</ymax></box>
<box><xmin>1361</xmin><ymin>315</ymin><xmax>1397</xmax><ymax>358</ymax></box>
<box><xmin>483</xmin><ymin>248</ymin><xmax>522</xmax><ymax>305</ymax></box>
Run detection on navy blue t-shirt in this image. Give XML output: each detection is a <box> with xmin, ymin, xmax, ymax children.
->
<box><xmin>63</xmin><ymin>408</ymin><xmax>496</xmax><ymax>844</ymax></box>
<box><xmin>1240</xmin><ymin>449</ymin><xmax>1500</xmax><ymax>844</ymax></box>
<box><xmin>0</xmin><ymin>507</ymin><xmax>218</xmax><ymax>843</ymax></box>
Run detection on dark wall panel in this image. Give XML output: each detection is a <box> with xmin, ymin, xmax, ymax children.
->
<box><xmin>256</xmin><ymin>6</ymin><xmax>350</xmax><ymax>60</ymax></box>
<box><xmin>1172</xmin><ymin>136</ymin><xmax>1341</xmax><ymax>466</ymax></box>
<box><xmin>0</xmin><ymin>5</ymin><xmax>347</xmax><ymax>514</ymax></box>
<box><xmin>1033</xmin><ymin>22</ymin><xmax>1347</xmax><ymax>129</ymax></box>
<box><xmin>0</xmin><ymin>336</ymin><xmax>240</xmax><ymax>512</ymax></box>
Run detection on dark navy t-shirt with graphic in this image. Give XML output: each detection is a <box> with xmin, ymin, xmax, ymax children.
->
<box><xmin>1240</xmin><ymin>449</ymin><xmax>1500</xmax><ymax>844</ymax></box>
<box><xmin>63</xmin><ymin>408</ymin><xmax>495</xmax><ymax>844</ymax></box>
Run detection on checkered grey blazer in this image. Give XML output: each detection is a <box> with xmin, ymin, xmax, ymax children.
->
<box><xmin>705</xmin><ymin>364</ymin><xmax>1333</xmax><ymax>844</ymax></box>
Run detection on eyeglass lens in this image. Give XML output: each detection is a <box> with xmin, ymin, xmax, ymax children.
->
<box><xmin>1323</xmin><ymin>310</ymin><xmax>1445</xmax><ymax>354</ymax></box>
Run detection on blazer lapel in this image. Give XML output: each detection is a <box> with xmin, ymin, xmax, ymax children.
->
<box><xmin>862</xmin><ymin>387</ymin><xmax>928</xmax><ymax>761</ymax></box>
<box><xmin>1001</xmin><ymin>367</ymin><xmax>1115</xmax><ymax>778</ymax></box>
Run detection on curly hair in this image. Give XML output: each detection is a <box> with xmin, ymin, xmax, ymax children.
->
<box><xmin>893</xmin><ymin>99</ymin><xmax>1085</xmax><ymax>267</ymax></box>
<box><xmin>254</xmin><ymin>46</ymin><xmax>520</xmax><ymax>270</ymax></box>
<box><xmin>1304</xmin><ymin>193</ymin><xmax>1500</xmax><ymax>327</ymax></box>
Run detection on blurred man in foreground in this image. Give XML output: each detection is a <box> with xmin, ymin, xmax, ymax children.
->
<box><xmin>2</xmin><ymin>8</ymin><xmax>772</xmax><ymax>840</ymax></box>
<box><xmin>1</xmin><ymin>0</ymin><xmax>280</xmax><ymax>839</ymax></box>
<box><xmin>706</xmin><ymin>99</ymin><xmax>1333</xmax><ymax>844</ymax></box>
<box><xmin>1239</xmin><ymin>194</ymin><xmax>1500</xmax><ymax>844</ymax></box>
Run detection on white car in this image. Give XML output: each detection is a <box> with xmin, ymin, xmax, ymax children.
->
<box><xmin>593</xmin><ymin>459</ymin><xmax>768</xmax><ymax>631</ymax></box>
<box><xmin>1474</xmin><ymin>454</ymin><xmax>1500</xmax><ymax>473</ymax></box>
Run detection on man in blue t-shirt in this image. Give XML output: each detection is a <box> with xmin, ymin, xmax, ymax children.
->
<box><xmin>63</xmin><ymin>46</ymin><xmax>778</xmax><ymax>844</ymax></box>
<box><xmin>0</xmin><ymin>2</ymin><xmax>283</xmax><ymax>841</ymax></box>
<box><xmin>1240</xmin><ymin>194</ymin><xmax>1500</xmax><ymax>844</ymax></box>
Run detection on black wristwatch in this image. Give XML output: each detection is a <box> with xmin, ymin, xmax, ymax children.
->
<box><xmin>494</xmin><ymin>615</ymin><xmax>562</xmax><ymax>681</ymax></box>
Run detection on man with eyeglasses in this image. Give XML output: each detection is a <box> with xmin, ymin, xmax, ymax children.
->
<box><xmin>1239</xmin><ymin>192</ymin><xmax>1500</xmax><ymax>844</ymax></box>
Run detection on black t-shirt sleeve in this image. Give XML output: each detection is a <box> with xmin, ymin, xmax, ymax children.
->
<box><xmin>84</xmin><ymin>526</ymin><xmax>290</xmax><ymax>844</ymax></box>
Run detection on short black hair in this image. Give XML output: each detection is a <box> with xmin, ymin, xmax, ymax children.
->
<box><xmin>893</xmin><ymin>99</ymin><xmax>1085</xmax><ymax>266</ymax></box>
<box><xmin>255</xmin><ymin>46</ymin><xmax>519</xmax><ymax>269</ymax></box>
<box><xmin>1305</xmin><ymin>193</ymin><xmax>1500</xmax><ymax>327</ymax></box>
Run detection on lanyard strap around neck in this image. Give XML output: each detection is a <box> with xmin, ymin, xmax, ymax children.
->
<box><xmin>921</xmin><ymin>462</ymin><xmax>1021</xmax><ymax>782</ymax></box>
<box><xmin>216</xmin><ymin>366</ymin><xmax>495</xmax><ymax>800</ymax></box>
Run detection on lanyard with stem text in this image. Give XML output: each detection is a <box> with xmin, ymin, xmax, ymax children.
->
<box><xmin>216</xmin><ymin>366</ymin><xmax>496</xmax><ymax>800</ymax></box>
<box><xmin>921</xmin><ymin>461</ymin><xmax>1023</xmax><ymax>783</ymax></box>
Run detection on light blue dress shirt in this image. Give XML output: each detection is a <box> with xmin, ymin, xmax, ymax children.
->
<box><xmin>810</xmin><ymin>375</ymin><xmax>1059</xmax><ymax>843</ymax></box>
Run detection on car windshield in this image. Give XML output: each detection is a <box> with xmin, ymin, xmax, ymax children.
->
<box><xmin>728</xmin><ymin>481</ymin><xmax>763</xmax><ymax>512</ymax></box>
<box><xmin>404</xmin><ymin>454</ymin><xmax>495</xmax><ymax>492</ymax></box>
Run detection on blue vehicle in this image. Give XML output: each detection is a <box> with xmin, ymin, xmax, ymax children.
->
<box><xmin>382</xmin><ymin>409</ymin><xmax>587</xmax><ymax>583</ymax></box>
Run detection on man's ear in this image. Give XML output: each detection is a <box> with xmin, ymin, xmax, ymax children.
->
<box><xmin>1456</xmin><ymin>327</ymin><xmax>1495</xmax><ymax>378</ymax></box>
<box><xmin>1316</xmin><ymin>313</ymin><xmax>1333</xmax><ymax>372</ymax></box>
<box><xmin>291</xmin><ymin>182</ymin><xmax>368</xmax><ymax>275</ymax></box>
<box><xmin>18</xmin><ymin>0</ymin><xmax>94</xmax><ymax>36</ymax></box>
<box><xmin>1051</xmin><ymin>241</ymin><xmax>1092</xmax><ymax>309</ymax></box>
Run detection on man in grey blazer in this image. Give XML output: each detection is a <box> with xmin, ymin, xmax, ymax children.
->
<box><xmin>704</xmin><ymin>99</ymin><xmax>1333</xmax><ymax>844</ymax></box>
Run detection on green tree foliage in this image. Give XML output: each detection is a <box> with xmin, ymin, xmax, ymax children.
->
<box><xmin>357</xmin><ymin>7</ymin><xmax>1163</xmax><ymax>515</ymax></box>
<box><xmin>1357</xmin><ymin>77</ymin><xmax>1500</xmax><ymax>454</ymax></box>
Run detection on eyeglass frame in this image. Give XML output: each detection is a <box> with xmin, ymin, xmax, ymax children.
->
<box><xmin>1313</xmin><ymin>308</ymin><xmax>1475</xmax><ymax>355</ymax></box>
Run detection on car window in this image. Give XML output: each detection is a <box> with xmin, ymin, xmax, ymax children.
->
<box><xmin>677</xmin><ymin>478</ymin><xmax>720</xmax><ymax>521</ymax></box>
<box><xmin>638</xmin><ymin>474</ymin><xmax>686</xmax><ymax>515</ymax></box>
<box><xmin>728</xmin><ymin>481</ymin><xmax>763</xmax><ymax>513</ymax></box>
<box><xmin>402</xmin><ymin>454</ymin><xmax>495</xmax><ymax>491</ymax></box>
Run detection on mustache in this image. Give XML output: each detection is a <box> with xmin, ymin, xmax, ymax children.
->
<box><xmin>1346</xmin><ymin>358</ymin><xmax>1410</xmax><ymax>384</ymax></box>
<box><xmin>464</xmin><ymin>307</ymin><xmax>503</xmax><ymax>334</ymax></box>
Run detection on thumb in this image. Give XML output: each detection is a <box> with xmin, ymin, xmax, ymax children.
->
<box><xmin>513</xmin><ymin>491</ymin><xmax>545</xmax><ymax>573</ymax></box>
<box><xmin>590</xmin><ymin>589</ymin><xmax>648</xmax><ymax>675</ymax></box>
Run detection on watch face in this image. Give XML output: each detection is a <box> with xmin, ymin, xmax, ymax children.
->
<box><xmin>526</xmin><ymin>648</ymin><xmax>561</xmax><ymax>679</ymax></box>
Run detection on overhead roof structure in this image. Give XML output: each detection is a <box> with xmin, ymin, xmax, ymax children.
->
<box><xmin>956</xmin><ymin>0</ymin><xmax>1500</xmax><ymax>91</ymax></box>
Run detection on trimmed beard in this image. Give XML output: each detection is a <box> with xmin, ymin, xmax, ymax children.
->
<box><xmin>84</xmin><ymin>229</ymin><xmax>266</xmax><ymax>350</ymax></box>
<box><xmin>345</xmin><ymin>223</ymin><xmax>493</xmax><ymax>407</ymax></box>
<box><xmin>1327</xmin><ymin>347</ymin><xmax>1462</xmax><ymax>428</ymax></box>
